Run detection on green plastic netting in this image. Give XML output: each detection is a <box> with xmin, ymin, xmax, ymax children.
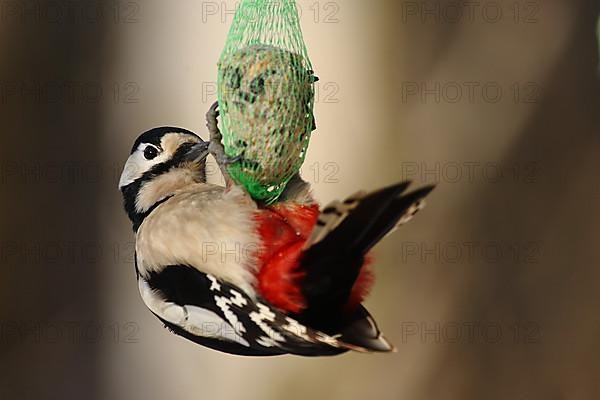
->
<box><xmin>217</xmin><ymin>0</ymin><xmax>315</xmax><ymax>203</ymax></box>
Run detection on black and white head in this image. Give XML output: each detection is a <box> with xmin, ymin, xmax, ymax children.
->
<box><xmin>119</xmin><ymin>127</ymin><xmax>209</xmax><ymax>231</ymax></box>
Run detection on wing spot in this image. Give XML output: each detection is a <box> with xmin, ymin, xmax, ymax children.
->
<box><xmin>215</xmin><ymin>295</ymin><xmax>247</xmax><ymax>334</ymax></box>
<box><xmin>207</xmin><ymin>275</ymin><xmax>222</xmax><ymax>292</ymax></box>
<box><xmin>229</xmin><ymin>289</ymin><xmax>248</xmax><ymax>307</ymax></box>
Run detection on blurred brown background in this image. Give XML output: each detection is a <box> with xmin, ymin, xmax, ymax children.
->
<box><xmin>1</xmin><ymin>1</ymin><xmax>599</xmax><ymax>399</ymax></box>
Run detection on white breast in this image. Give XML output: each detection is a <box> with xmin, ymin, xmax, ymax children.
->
<box><xmin>135</xmin><ymin>184</ymin><xmax>261</xmax><ymax>297</ymax></box>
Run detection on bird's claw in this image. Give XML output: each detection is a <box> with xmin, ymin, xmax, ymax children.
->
<box><xmin>206</xmin><ymin>102</ymin><xmax>221</xmax><ymax>141</ymax></box>
<box><xmin>208</xmin><ymin>141</ymin><xmax>243</xmax><ymax>166</ymax></box>
<box><xmin>206</xmin><ymin>101</ymin><xmax>239</xmax><ymax>189</ymax></box>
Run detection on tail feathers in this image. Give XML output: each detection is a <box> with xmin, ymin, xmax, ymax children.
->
<box><xmin>306</xmin><ymin>181</ymin><xmax>411</xmax><ymax>249</ymax></box>
<box><xmin>338</xmin><ymin>305</ymin><xmax>395</xmax><ymax>353</ymax></box>
<box><xmin>353</xmin><ymin>184</ymin><xmax>435</xmax><ymax>254</ymax></box>
<box><xmin>296</xmin><ymin>182</ymin><xmax>435</xmax><ymax>332</ymax></box>
<box><xmin>308</xmin><ymin>181</ymin><xmax>434</xmax><ymax>257</ymax></box>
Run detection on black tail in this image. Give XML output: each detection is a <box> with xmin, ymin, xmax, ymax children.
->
<box><xmin>294</xmin><ymin>182</ymin><xmax>435</xmax><ymax>333</ymax></box>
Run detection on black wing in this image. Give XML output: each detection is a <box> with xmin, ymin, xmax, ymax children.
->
<box><xmin>297</xmin><ymin>182</ymin><xmax>435</xmax><ymax>333</ymax></box>
<box><xmin>139</xmin><ymin>265</ymin><xmax>354</xmax><ymax>357</ymax></box>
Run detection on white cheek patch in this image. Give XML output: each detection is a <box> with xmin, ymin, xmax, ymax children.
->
<box><xmin>118</xmin><ymin>144</ymin><xmax>168</xmax><ymax>188</ymax></box>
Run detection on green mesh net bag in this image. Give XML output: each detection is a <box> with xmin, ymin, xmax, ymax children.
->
<box><xmin>217</xmin><ymin>0</ymin><xmax>316</xmax><ymax>203</ymax></box>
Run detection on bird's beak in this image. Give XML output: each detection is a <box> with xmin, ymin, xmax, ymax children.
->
<box><xmin>183</xmin><ymin>141</ymin><xmax>210</xmax><ymax>162</ymax></box>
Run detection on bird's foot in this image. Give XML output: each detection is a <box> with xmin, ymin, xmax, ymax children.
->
<box><xmin>206</xmin><ymin>101</ymin><xmax>242</xmax><ymax>189</ymax></box>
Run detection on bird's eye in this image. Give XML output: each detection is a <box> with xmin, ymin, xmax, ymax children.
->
<box><xmin>144</xmin><ymin>146</ymin><xmax>159</xmax><ymax>160</ymax></box>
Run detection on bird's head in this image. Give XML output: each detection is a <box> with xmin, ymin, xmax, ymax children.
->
<box><xmin>119</xmin><ymin>127</ymin><xmax>209</xmax><ymax>230</ymax></box>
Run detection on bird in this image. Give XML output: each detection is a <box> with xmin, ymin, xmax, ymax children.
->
<box><xmin>118</xmin><ymin>122</ymin><xmax>435</xmax><ymax>357</ymax></box>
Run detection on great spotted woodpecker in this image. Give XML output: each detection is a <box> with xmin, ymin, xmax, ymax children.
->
<box><xmin>118</xmin><ymin>108</ymin><xmax>434</xmax><ymax>357</ymax></box>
